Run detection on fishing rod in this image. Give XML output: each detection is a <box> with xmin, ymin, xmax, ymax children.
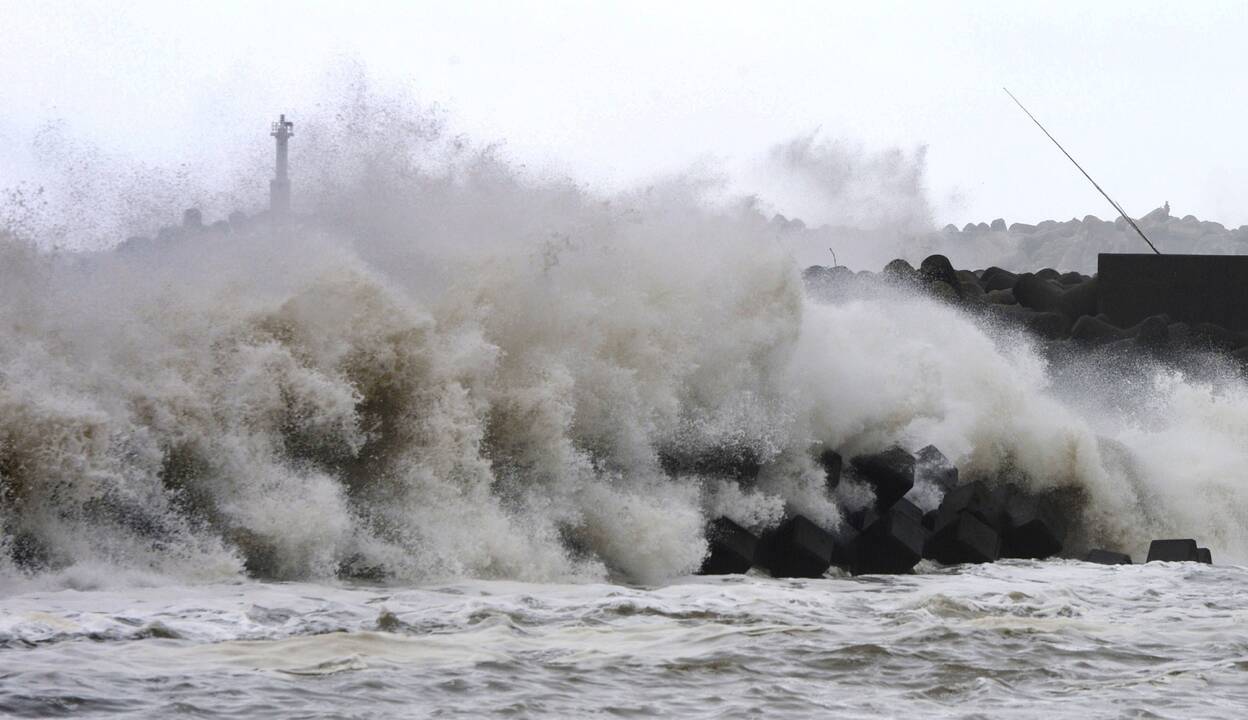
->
<box><xmin>1003</xmin><ymin>87</ymin><xmax>1161</xmax><ymax>255</ymax></box>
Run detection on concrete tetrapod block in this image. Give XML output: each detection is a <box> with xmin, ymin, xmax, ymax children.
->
<box><xmin>926</xmin><ymin>510</ymin><xmax>1001</xmax><ymax>565</ymax></box>
<box><xmin>851</xmin><ymin>498</ymin><xmax>929</xmax><ymax>575</ymax></box>
<box><xmin>1085</xmin><ymin>549</ymin><xmax>1132</xmax><ymax>565</ymax></box>
<box><xmin>699</xmin><ymin>517</ymin><xmax>758</xmax><ymax>575</ymax></box>
<box><xmin>851</xmin><ymin>446</ymin><xmax>916</xmax><ymax>512</ymax></box>
<box><xmin>757</xmin><ymin>515</ymin><xmax>836</xmax><ymax>579</ymax></box>
<box><xmin>916</xmin><ymin>445</ymin><xmax>958</xmax><ymax>493</ymax></box>
<box><xmin>1004</xmin><ymin>514</ymin><xmax>1063</xmax><ymax>559</ymax></box>
<box><xmin>933</xmin><ymin>481</ymin><xmax>1004</xmax><ymax>533</ymax></box>
<box><xmin>1146</xmin><ymin>539</ymin><xmax>1199</xmax><ymax>562</ymax></box>
<box><xmin>1000</xmin><ymin>493</ymin><xmax>1064</xmax><ymax>560</ymax></box>
<box><xmin>847</xmin><ymin>507</ymin><xmax>880</xmax><ymax>532</ymax></box>
<box><xmin>890</xmin><ymin>497</ymin><xmax>925</xmax><ymax>524</ymax></box>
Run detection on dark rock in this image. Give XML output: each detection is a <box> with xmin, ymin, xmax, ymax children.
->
<box><xmin>1134</xmin><ymin>315</ymin><xmax>1171</xmax><ymax>351</ymax></box>
<box><xmin>851</xmin><ymin>446</ymin><xmax>916</xmax><ymax>511</ymax></box>
<box><xmin>1014</xmin><ymin>273</ymin><xmax>1065</xmax><ymax>314</ymax></box>
<box><xmin>926</xmin><ymin>511</ymin><xmax>1000</xmax><ymax>564</ymax></box>
<box><xmin>1197</xmin><ymin>547</ymin><xmax>1213</xmax><ymax>564</ymax></box>
<box><xmin>1146</xmin><ymin>538</ymin><xmax>1199</xmax><ymax>562</ymax></box>
<box><xmin>700</xmin><ymin>517</ymin><xmax>758</xmax><ymax>575</ymax></box>
<box><xmin>990</xmin><ymin>218</ymin><xmax>1007</xmax><ymax>231</ymax></box>
<box><xmin>851</xmin><ymin>500</ymin><xmax>929</xmax><ymax>575</ymax></box>
<box><xmin>928</xmin><ymin>280</ymin><xmax>960</xmax><ymax>302</ymax></box>
<box><xmin>956</xmin><ymin>270</ymin><xmax>980</xmax><ymax>285</ymax></box>
<box><xmin>981</xmin><ymin>267</ymin><xmax>1019</xmax><ymax>292</ymax></box>
<box><xmin>1008</xmin><ymin>222</ymin><xmax>1037</xmax><ymax>233</ymax></box>
<box><xmin>1059</xmin><ymin>271</ymin><xmax>1086</xmax><ymax>286</ymax></box>
<box><xmin>802</xmin><ymin>265</ymin><xmax>835</xmax><ymax>287</ymax></box>
<box><xmin>1003</xmin><ymin>509</ymin><xmax>1063</xmax><ymax>559</ymax></box>
<box><xmin>1035</xmin><ymin>268</ymin><xmax>1061</xmax><ymax>282</ymax></box>
<box><xmin>182</xmin><ymin>208</ymin><xmax>203</xmax><ymax>228</ymax></box>
<box><xmin>803</xmin><ymin>265</ymin><xmax>854</xmax><ymax>295</ymax></box>
<box><xmin>1058</xmin><ymin>277</ymin><xmax>1099</xmax><ymax>320</ymax></box>
<box><xmin>922</xmin><ymin>509</ymin><xmax>939</xmax><ymax>531</ymax></box>
<box><xmin>920</xmin><ymin>254</ymin><xmax>962</xmax><ymax>297</ymax></box>
<box><xmin>883</xmin><ymin>258</ymin><xmax>919</xmax><ymax>285</ymax></box>
<box><xmin>757</xmin><ymin>515</ymin><xmax>836</xmax><ymax>578</ymax></box>
<box><xmin>986</xmin><ymin>289</ymin><xmax>1016</xmax><ymax>305</ymax></box>
<box><xmin>960</xmin><ymin>281</ymin><xmax>986</xmax><ymax>301</ymax></box>
<box><xmin>996</xmin><ymin>307</ymin><xmax>1071</xmax><ymax>340</ymax></box>
<box><xmin>1085</xmin><ymin>549</ymin><xmax>1132</xmax><ymax>565</ymax></box>
<box><xmin>916</xmin><ymin>445</ymin><xmax>958</xmax><ymax>493</ymax></box>
<box><xmin>1071</xmin><ymin>315</ymin><xmax>1126</xmax><ymax>344</ymax></box>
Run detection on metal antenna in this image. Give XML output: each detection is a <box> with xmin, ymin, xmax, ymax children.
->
<box><xmin>828</xmin><ymin>247</ymin><xmax>838</xmax><ymax>266</ymax></box>
<box><xmin>1003</xmin><ymin>88</ymin><xmax>1160</xmax><ymax>255</ymax></box>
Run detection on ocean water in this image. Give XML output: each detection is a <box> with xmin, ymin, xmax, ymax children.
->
<box><xmin>4</xmin><ymin>561</ymin><xmax>1247</xmax><ymax>718</ymax></box>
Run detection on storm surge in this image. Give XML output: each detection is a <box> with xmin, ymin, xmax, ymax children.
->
<box><xmin>2</xmin><ymin>111</ymin><xmax>1247</xmax><ymax>592</ymax></box>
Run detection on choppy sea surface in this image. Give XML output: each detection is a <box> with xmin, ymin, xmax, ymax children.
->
<box><xmin>3</xmin><ymin>560</ymin><xmax>1246</xmax><ymax>719</ymax></box>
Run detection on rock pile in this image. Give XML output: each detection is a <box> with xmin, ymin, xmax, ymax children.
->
<box><xmin>803</xmin><ymin>254</ymin><xmax>1248</xmax><ymax>364</ymax></box>
<box><xmin>701</xmin><ymin>444</ymin><xmax>1089</xmax><ymax>578</ymax></box>
<box><xmin>700</xmin><ymin>442</ymin><xmax>1216</xmax><ymax>577</ymax></box>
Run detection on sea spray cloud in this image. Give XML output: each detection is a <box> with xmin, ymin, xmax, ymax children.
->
<box><xmin>759</xmin><ymin>131</ymin><xmax>934</xmax><ymax>234</ymax></box>
<box><xmin>1</xmin><ymin>86</ymin><xmax>1247</xmax><ymax>592</ymax></box>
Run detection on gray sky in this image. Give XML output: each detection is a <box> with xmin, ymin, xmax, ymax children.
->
<box><xmin>3</xmin><ymin>0</ymin><xmax>1246</xmax><ymax>228</ymax></box>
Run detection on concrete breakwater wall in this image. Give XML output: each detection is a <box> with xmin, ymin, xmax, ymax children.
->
<box><xmin>1099</xmin><ymin>253</ymin><xmax>1248</xmax><ymax>332</ymax></box>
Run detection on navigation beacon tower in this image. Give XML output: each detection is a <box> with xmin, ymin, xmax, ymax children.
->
<box><xmin>269</xmin><ymin>114</ymin><xmax>294</xmax><ymax>216</ymax></box>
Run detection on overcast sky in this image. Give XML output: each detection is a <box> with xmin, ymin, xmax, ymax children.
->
<box><xmin>3</xmin><ymin>0</ymin><xmax>1246</xmax><ymax>229</ymax></box>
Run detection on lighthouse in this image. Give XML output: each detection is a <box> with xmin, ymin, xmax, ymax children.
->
<box><xmin>269</xmin><ymin>114</ymin><xmax>294</xmax><ymax>216</ymax></box>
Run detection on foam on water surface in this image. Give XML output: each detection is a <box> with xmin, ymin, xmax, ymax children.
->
<box><xmin>3</xmin><ymin>566</ymin><xmax>1247</xmax><ymax>718</ymax></box>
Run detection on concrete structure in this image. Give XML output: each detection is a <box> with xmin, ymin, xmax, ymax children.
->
<box><xmin>269</xmin><ymin>114</ymin><xmax>293</xmax><ymax>215</ymax></box>
<box><xmin>1098</xmin><ymin>253</ymin><xmax>1248</xmax><ymax>331</ymax></box>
